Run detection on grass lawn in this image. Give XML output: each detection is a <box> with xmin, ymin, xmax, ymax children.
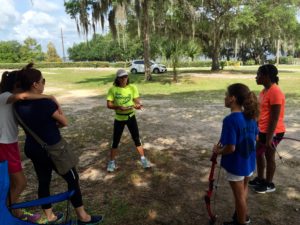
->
<box><xmin>42</xmin><ymin>65</ymin><xmax>300</xmax><ymax>97</ymax></box>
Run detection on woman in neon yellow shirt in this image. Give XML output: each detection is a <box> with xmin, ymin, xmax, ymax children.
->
<box><xmin>106</xmin><ymin>69</ymin><xmax>151</xmax><ymax>172</ymax></box>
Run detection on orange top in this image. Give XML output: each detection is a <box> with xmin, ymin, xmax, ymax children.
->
<box><xmin>258</xmin><ymin>84</ymin><xmax>285</xmax><ymax>133</ymax></box>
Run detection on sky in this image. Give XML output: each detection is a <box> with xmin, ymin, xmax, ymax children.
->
<box><xmin>0</xmin><ymin>0</ymin><xmax>107</xmax><ymax>58</ymax></box>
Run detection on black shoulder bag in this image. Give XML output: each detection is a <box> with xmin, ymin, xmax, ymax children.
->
<box><xmin>14</xmin><ymin>109</ymin><xmax>79</xmax><ymax>175</ymax></box>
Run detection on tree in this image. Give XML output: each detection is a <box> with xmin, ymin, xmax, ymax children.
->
<box><xmin>193</xmin><ymin>0</ymin><xmax>244</xmax><ymax>71</ymax></box>
<box><xmin>160</xmin><ymin>39</ymin><xmax>185</xmax><ymax>82</ymax></box>
<box><xmin>67</xmin><ymin>32</ymin><xmax>144</xmax><ymax>61</ymax></box>
<box><xmin>185</xmin><ymin>41</ymin><xmax>201</xmax><ymax>61</ymax></box>
<box><xmin>64</xmin><ymin>0</ymin><xmax>156</xmax><ymax>81</ymax></box>
<box><xmin>46</xmin><ymin>42</ymin><xmax>62</xmax><ymax>62</ymax></box>
<box><xmin>20</xmin><ymin>37</ymin><xmax>44</xmax><ymax>62</ymax></box>
<box><xmin>239</xmin><ymin>0</ymin><xmax>299</xmax><ymax>64</ymax></box>
<box><xmin>0</xmin><ymin>41</ymin><xmax>22</xmax><ymax>63</ymax></box>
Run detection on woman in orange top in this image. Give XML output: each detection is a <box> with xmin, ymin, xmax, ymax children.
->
<box><xmin>249</xmin><ymin>64</ymin><xmax>285</xmax><ymax>193</ymax></box>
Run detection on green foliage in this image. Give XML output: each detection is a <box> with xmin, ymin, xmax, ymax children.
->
<box><xmin>236</xmin><ymin>0</ymin><xmax>300</xmax><ymax>64</ymax></box>
<box><xmin>0</xmin><ymin>41</ymin><xmax>21</xmax><ymax>63</ymax></box>
<box><xmin>46</xmin><ymin>42</ymin><xmax>62</xmax><ymax>62</ymax></box>
<box><xmin>161</xmin><ymin>60</ymin><xmax>212</xmax><ymax>68</ymax></box>
<box><xmin>67</xmin><ymin>33</ymin><xmax>143</xmax><ymax>61</ymax></box>
<box><xmin>225</xmin><ymin>61</ymin><xmax>241</xmax><ymax>67</ymax></box>
<box><xmin>0</xmin><ymin>38</ymin><xmax>44</xmax><ymax>63</ymax></box>
<box><xmin>279</xmin><ymin>56</ymin><xmax>297</xmax><ymax>64</ymax></box>
<box><xmin>243</xmin><ymin>59</ymin><xmax>256</xmax><ymax>66</ymax></box>
<box><xmin>0</xmin><ymin>61</ymin><xmax>129</xmax><ymax>69</ymax></box>
<box><xmin>20</xmin><ymin>37</ymin><xmax>44</xmax><ymax>62</ymax></box>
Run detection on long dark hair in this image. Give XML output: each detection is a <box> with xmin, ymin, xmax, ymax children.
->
<box><xmin>258</xmin><ymin>64</ymin><xmax>279</xmax><ymax>84</ymax></box>
<box><xmin>227</xmin><ymin>83</ymin><xmax>259</xmax><ymax>120</ymax></box>
<box><xmin>0</xmin><ymin>70</ymin><xmax>19</xmax><ymax>93</ymax></box>
<box><xmin>18</xmin><ymin>63</ymin><xmax>42</xmax><ymax>91</ymax></box>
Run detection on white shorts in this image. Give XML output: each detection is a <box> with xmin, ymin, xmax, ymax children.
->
<box><xmin>226</xmin><ymin>171</ymin><xmax>253</xmax><ymax>182</ymax></box>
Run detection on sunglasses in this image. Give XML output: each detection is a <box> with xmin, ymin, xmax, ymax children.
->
<box><xmin>38</xmin><ymin>78</ymin><xmax>46</xmax><ymax>85</ymax></box>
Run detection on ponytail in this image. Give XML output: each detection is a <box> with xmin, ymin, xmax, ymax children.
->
<box><xmin>18</xmin><ymin>63</ymin><xmax>42</xmax><ymax>90</ymax></box>
<box><xmin>0</xmin><ymin>71</ymin><xmax>19</xmax><ymax>93</ymax></box>
<box><xmin>243</xmin><ymin>91</ymin><xmax>259</xmax><ymax>120</ymax></box>
<box><xmin>23</xmin><ymin>62</ymin><xmax>34</xmax><ymax>70</ymax></box>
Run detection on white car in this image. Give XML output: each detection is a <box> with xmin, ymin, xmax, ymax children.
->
<box><xmin>130</xmin><ymin>60</ymin><xmax>167</xmax><ymax>74</ymax></box>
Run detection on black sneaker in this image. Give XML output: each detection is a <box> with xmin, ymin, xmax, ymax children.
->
<box><xmin>232</xmin><ymin>211</ymin><xmax>251</xmax><ymax>224</ymax></box>
<box><xmin>254</xmin><ymin>182</ymin><xmax>276</xmax><ymax>193</ymax></box>
<box><xmin>248</xmin><ymin>177</ymin><xmax>265</xmax><ymax>187</ymax></box>
<box><xmin>77</xmin><ymin>215</ymin><xmax>103</xmax><ymax>225</ymax></box>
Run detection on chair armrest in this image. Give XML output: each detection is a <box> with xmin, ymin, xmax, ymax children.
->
<box><xmin>11</xmin><ymin>190</ymin><xmax>75</xmax><ymax>209</ymax></box>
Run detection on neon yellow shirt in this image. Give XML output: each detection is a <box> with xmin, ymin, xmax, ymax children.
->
<box><xmin>107</xmin><ymin>84</ymin><xmax>139</xmax><ymax>121</ymax></box>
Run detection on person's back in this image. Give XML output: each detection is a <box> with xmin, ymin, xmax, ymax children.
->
<box><xmin>0</xmin><ymin>91</ymin><xmax>18</xmax><ymax>144</ymax></box>
<box><xmin>15</xmin><ymin>99</ymin><xmax>61</xmax><ymax>145</ymax></box>
<box><xmin>220</xmin><ymin>112</ymin><xmax>257</xmax><ymax>176</ymax></box>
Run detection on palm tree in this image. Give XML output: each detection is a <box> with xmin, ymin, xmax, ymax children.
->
<box><xmin>64</xmin><ymin>0</ymin><xmax>154</xmax><ymax>80</ymax></box>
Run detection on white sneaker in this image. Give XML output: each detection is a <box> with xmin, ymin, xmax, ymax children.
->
<box><xmin>141</xmin><ymin>158</ymin><xmax>151</xmax><ymax>169</ymax></box>
<box><xmin>107</xmin><ymin>161</ymin><xmax>116</xmax><ymax>172</ymax></box>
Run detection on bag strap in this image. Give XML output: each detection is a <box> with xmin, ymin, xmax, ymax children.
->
<box><xmin>13</xmin><ymin>108</ymin><xmax>48</xmax><ymax>148</ymax></box>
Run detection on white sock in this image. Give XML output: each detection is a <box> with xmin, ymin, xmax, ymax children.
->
<box><xmin>141</xmin><ymin>156</ymin><xmax>145</xmax><ymax>160</ymax></box>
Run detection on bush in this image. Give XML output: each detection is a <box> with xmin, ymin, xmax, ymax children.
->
<box><xmin>243</xmin><ymin>60</ymin><xmax>256</xmax><ymax>65</ymax></box>
<box><xmin>161</xmin><ymin>61</ymin><xmax>212</xmax><ymax>68</ymax></box>
<box><xmin>225</xmin><ymin>61</ymin><xmax>241</xmax><ymax>67</ymax></box>
<box><xmin>279</xmin><ymin>56</ymin><xmax>294</xmax><ymax>64</ymax></box>
<box><xmin>0</xmin><ymin>61</ymin><xmax>129</xmax><ymax>69</ymax></box>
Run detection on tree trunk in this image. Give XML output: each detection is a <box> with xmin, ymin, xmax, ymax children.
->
<box><xmin>211</xmin><ymin>46</ymin><xmax>220</xmax><ymax>71</ymax></box>
<box><xmin>211</xmin><ymin>27</ymin><xmax>220</xmax><ymax>71</ymax></box>
<box><xmin>276</xmin><ymin>38</ymin><xmax>280</xmax><ymax>66</ymax></box>
<box><xmin>234</xmin><ymin>38</ymin><xmax>238</xmax><ymax>60</ymax></box>
<box><xmin>142</xmin><ymin>0</ymin><xmax>152</xmax><ymax>81</ymax></box>
<box><xmin>172</xmin><ymin>57</ymin><xmax>178</xmax><ymax>82</ymax></box>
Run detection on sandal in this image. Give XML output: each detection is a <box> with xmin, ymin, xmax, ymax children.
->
<box><xmin>39</xmin><ymin>212</ymin><xmax>64</xmax><ymax>224</ymax></box>
<box><xmin>20</xmin><ymin>210</ymin><xmax>41</xmax><ymax>223</ymax></box>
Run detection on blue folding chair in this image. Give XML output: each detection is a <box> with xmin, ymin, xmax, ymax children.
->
<box><xmin>0</xmin><ymin>160</ymin><xmax>74</xmax><ymax>225</ymax></box>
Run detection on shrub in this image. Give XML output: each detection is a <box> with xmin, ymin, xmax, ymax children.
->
<box><xmin>225</xmin><ymin>61</ymin><xmax>241</xmax><ymax>67</ymax></box>
<box><xmin>243</xmin><ymin>60</ymin><xmax>256</xmax><ymax>65</ymax></box>
<box><xmin>279</xmin><ymin>56</ymin><xmax>294</xmax><ymax>64</ymax></box>
<box><xmin>161</xmin><ymin>61</ymin><xmax>212</xmax><ymax>68</ymax></box>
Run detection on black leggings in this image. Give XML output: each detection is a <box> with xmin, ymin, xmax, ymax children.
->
<box><xmin>30</xmin><ymin>152</ymin><xmax>83</xmax><ymax>209</ymax></box>
<box><xmin>112</xmin><ymin>115</ymin><xmax>142</xmax><ymax>148</ymax></box>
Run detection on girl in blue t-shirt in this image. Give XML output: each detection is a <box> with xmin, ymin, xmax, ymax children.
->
<box><xmin>213</xmin><ymin>83</ymin><xmax>259</xmax><ymax>225</ymax></box>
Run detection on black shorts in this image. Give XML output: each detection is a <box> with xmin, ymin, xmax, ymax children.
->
<box><xmin>256</xmin><ymin>132</ymin><xmax>284</xmax><ymax>156</ymax></box>
<box><xmin>258</xmin><ymin>132</ymin><xmax>284</xmax><ymax>145</ymax></box>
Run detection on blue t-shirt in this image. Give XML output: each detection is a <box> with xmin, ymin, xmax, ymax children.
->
<box><xmin>15</xmin><ymin>99</ymin><xmax>61</xmax><ymax>157</ymax></box>
<box><xmin>220</xmin><ymin>112</ymin><xmax>258</xmax><ymax>176</ymax></box>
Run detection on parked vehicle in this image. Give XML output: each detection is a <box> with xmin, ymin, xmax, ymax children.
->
<box><xmin>130</xmin><ymin>60</ymin><xmax>167</xmax><ymax>74</ymax></box>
